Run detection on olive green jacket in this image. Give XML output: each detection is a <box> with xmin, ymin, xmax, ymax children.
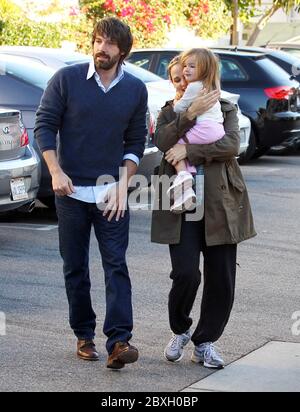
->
<box><xmin>151</xmin><ymin>99</ymin><xmax>257</xmax><ymax>246</ymax></box>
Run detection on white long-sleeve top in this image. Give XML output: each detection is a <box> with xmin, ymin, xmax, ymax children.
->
<box><xmin>174</xmin><ymin>81</ymin><xmax>224</xmax><ymax>124</ymax></box>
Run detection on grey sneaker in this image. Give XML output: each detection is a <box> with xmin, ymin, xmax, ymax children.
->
<box><xmin>191</xmin><ymin>342</ymin><xmax>225</xmax><ymax>369</ymax></box>
<box><xmin>164</xmin><ymin>331</ymin><xmax>192</xmax><ymax>362</ymax></box>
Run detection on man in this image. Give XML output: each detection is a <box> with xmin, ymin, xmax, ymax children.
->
<box><xmin>34</xmin><ymin>17</ymin><xmax>148</xmax><ymax>369</ymax></box>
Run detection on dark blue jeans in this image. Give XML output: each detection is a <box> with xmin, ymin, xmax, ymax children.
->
<box><xmin>55</xmin><ymin>195</ymin><xmax>132</xmax><ymax>355</ymax></box>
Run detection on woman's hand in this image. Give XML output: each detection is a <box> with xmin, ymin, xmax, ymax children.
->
<box><xmin>187</xmin><ymin>89</ymin><xmax>221</xmax><ymax>120</ymax></box>
<box><xmin>165</xmin><ymin>144</ymin><xmax>187</xmax><ymax>166</ymax></box>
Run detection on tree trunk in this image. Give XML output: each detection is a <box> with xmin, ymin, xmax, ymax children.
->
<box><xmin>246</xmin><ymin>4</ymin><xmax>281</xmax><ymax>46</ymax></box>
<box><xmin>231</xmin><ymin>0</ymin><xmax>239</xmax><ymax>45</ymax></box>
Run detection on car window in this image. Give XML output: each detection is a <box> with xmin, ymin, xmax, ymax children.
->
<box><xmin>281</xmin><ymin>48</ymin><xmax>300</xmax><ymax>58</ymax></box>
<box><xmin>157</xmin><ymin>52</ymin><xmax>180</xmax><ymax>79</ymax></box>
<box><xmin>123</xmin><ymin>62</ymin><xmax>161</xmax><ymax>83</ymax></box>
<box><xmin>255</xmin><ymin>56</ymin><xmax>297</xmax><ymax>85</ymax></box>
<box><xmin>0</xmin><ymin>55</ymin><xmax>55</xmax><ymax>89</ymax></box>
<box><xmin>220</xmin><ymin>59</ymin><xmax>248</xmax><ymax>81</ymax></box>
<box><xmin>127</xmin><ymin>52</ymin><xmax>152</xmax><ymax>71</ymax></box>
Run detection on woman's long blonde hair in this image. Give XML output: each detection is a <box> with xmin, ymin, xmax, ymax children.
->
<box><xmin>180</xmin><ymin>48</ymin><xmax>220</xmax><ymax>92</ymax></box>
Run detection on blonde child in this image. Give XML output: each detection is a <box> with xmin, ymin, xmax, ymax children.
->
<box><xmin>168</xmin><ymin>49</ymin><xmax>225</xmax><ymax>213</ymax></box>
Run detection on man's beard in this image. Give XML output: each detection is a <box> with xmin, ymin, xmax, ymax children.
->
<box><xmin>94</xmin><ymin>52</ymin><xmax>121</xmax><ymax>70</ymax></box>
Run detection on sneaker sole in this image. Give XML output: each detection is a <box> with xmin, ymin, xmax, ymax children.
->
<box><xmin>164</xmin><ymin>349</ymin><xmax>185</xmax><ymax>363</ymax></box>
<box><xmin>191</xmin><ymin>354</ymin><xmax>224</xmax><ymax>369</ymax></box>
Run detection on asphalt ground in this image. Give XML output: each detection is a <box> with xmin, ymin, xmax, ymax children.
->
<box><xmin>0</xmin><ymin>154</ymin><xmax>299</xmax><ymax>392</ymax></box>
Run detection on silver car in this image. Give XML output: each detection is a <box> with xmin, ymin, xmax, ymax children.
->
<box><xmin>0</xmin><ymin>108</ymin><xmax>40</xmax><ymax>213</ymax></box>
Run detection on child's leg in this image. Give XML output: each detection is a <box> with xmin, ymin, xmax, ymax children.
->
<box><xmin>174</xmin><ymin>160</ymin><xmax>188</xmax><ymax>174</ymax></box>
<box><xmin>177</xmin><ymin>137</ymin><xmax>197</xmax><ymax>175</ymax></box>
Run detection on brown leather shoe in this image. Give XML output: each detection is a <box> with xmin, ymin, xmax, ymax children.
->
<box><xmin>107</xmin><ymin>342</ymin><xmax>139</xmax><ymax>370</ymax></box>
<box><xmin>77</xmin><ymin>339</ymin><xmax>99</xmax><ymax>361</ymax></box>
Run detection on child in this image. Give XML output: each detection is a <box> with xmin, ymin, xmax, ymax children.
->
<box><xmin>168</xmin><ymin>48</ymin><xmax>225</xmax><ymax>213</ymax></box>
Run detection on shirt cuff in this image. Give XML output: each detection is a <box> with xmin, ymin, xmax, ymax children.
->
<box><xmin>123</xmin><ymin>154</ymin><xmax>140</xmax><ymax>166</ymax></box>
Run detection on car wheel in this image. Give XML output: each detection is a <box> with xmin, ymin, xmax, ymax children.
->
<box><xmin>39</xmin><ymin>196</ymin><xmax>56</xmax><ymax>209</ymax></box>
<box><xmin>252</xmin><ymin>146</ymin><xmax>269</xmax><ymax>159</ymax></box>
<box><xmin>267</xmin><ymin>145</ymin><xmax>295</xmax><ymax>156</ymax></box>
<box><xmin>238</xmin><ymin>129</ymin><xmax>256</xmax><ymax>164</ymax></box>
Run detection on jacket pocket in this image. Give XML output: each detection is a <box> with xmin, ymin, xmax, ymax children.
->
<box><xmin>226</xmin><ymin>161</ymin><xmax>246</xmax><ymax>193</ymax></box>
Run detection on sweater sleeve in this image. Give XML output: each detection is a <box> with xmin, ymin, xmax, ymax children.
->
<box><xmin>123</xmin><ymin>83</ymin><xmax>148</xmax><ymax>160</ymax></box>
<box><xmin>154</xmin><ymin>106</ymin><xmax>196</xmax><ymax>153</ymax></box>
<box><xmin>34</xmin><ymin>69</ymin><xmax>67</xmax><ymax>153</ymax></box>
<box><xmin>174</xmin><ymin>82</ymin><xmax>203</xmax><ymax>113</ymax></box>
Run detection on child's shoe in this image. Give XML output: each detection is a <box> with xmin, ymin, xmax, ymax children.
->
<box><xmin>167</xmin><ymin>171</ymin><xmax>194</xmax><ymax>200</ymax></box>
<box><xmin>170</xmin><ymin>187</ymin><xmax>196</xmax><ymax>214</ymax></box>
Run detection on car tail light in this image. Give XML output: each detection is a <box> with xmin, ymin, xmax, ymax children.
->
<box><xmin>264</xmin><ymin>86</ymin><xmax>294</xmax><ymax>100</ymax></box>
<box><xmin>20</xmin><ymin>129</ymin><xmax>29</xmax><ymax>147</ymax></box>
<box><xmin>148</xmin><ymin>112</ymin><xmax>156</xmax><ymax>136</ymax></box>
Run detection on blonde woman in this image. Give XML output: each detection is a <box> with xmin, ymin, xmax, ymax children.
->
<box><xmin>151</xmin><ymin>54</ymin><xmax>256</xmax><ymax>369</ymax></box>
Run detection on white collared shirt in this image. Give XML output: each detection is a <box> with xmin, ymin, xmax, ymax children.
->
<box><xmin>69</xmin><ymin>60</ymin><xmax>140</xmax><ymax>204</ymax></box>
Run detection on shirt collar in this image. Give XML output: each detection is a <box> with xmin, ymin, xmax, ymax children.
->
<box><xmin>86</xmin><ymin>60</ymin><xmax>124</xmax><ymax>92</ymax></box>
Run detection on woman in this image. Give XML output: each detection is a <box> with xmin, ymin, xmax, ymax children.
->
<box><xmin>151</xmin><ymin>55</ymin><xmax>256</xmax><ymax>369</ymax></box>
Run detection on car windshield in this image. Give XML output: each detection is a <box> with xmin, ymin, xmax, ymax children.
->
<box><xmin>0</xmin><ymin>55</ymin><xmax>55</xmax><ymax>89</ymax></box>
<box><xmin>281</xmin><ymin>48</ymin><xmax>300</xmax><ymax>58</ymax></box>
<box><xmin>269</xmin><ymin>49</ymin><xmax>300</xmax><ymax>65</ymax></box>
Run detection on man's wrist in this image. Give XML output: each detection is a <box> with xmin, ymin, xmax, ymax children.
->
<box><xmin>49</xmin><ymin>166</ymin><xmax>63</xmax><ymax>177</ymax></box>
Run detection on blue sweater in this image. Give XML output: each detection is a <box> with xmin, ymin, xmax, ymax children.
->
<box><xmin>34</xmin><ymin>63</ymin><xmax>148</xmax><ymax>186</ymax></box>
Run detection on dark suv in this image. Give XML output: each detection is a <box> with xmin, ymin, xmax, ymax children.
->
<box><xmin>128</xmin><ymin>49</ymin><xmax>300</xmax><ymax>160</ymax></box>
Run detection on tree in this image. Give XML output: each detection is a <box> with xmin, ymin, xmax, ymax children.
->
<box><xmin>79</xmin><ymin>0</ymin><xmax>231</xmax><ymax>47</ymax></box>
<box><xmin>224</xmin><ymin>0</ymin><xmax>300</xmax><ymax>46</ymax></box>
<box><xmin>246</xmin><ymin>0</ymin><xmax>300</xmax><ymax>46</ymax></box>
<box><xmin>0</xmin><ymin>0</ymin><xmax>23</xmax><ymax>19</ymax></box>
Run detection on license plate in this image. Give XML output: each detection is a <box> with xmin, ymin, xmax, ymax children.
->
<box><xmin>10</xmin><ymin>178</ymin><xmax>29</xmax><ymax>201</ymax></box>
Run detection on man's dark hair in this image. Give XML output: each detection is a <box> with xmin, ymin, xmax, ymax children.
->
<box><xmin>92</xmin><ymin>17</ymin><xmax>133</xmax><ymax>64</ymax></box>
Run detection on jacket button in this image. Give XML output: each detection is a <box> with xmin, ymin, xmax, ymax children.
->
<box><xmin>221</xmin><ymin>185</ymin><xmax>226</xmax><ymax>190</ymax></box>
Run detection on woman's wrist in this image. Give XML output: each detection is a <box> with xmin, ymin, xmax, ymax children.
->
<box><xmin>187</xmin><ymin>106</ymin><xmax>196</xmax><ymax>121</ymax></box>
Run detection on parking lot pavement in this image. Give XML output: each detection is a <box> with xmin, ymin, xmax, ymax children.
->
<box><xmin>0</xmin><ymin>155</ymin><xmax>299</xmax><ymax>392</ymax></box>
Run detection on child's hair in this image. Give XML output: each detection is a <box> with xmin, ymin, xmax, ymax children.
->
<box><xmin>167</xmin><ymin>55</ymin><xmax>181</xmax><ymax>81</ymax></box>
<box><xmin>180</xmin><ymin>48</ymin><xmax>220</xmax><ymax>92</ymax></box>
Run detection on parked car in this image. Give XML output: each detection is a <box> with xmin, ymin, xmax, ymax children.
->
<box><xmin>262</xmin><ymin>42</ymin><xmax>300</xmax><ymax>59</ymax></box>
<box><xmin>128</xmin><ymin>48</ymin><xmax>300</xmax><ymax>159</ymax></box>
<box><xmin>214</xmin><ymin>46</ymin><xmax>300</xmax><ymax>83</ymax></box>
<box><xmin>0</xmin><ymin>108</ymin><xmax>40</xmax><ymax>213</ymax></box>
<box><xmin>0</xmin><ymin>51</ymin><xmax>168</xmax><ymax>206</ymax></box>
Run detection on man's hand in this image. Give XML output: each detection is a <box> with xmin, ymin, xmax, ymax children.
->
<box><xmin>52</xmin><ymin>170</ymin><xmax>75</xmax><ymax>196</ymax></box>
<box><xmin>187</xmin><ymin>89</ymin><xmax>221</xmax><ymax>120</ymax></box>
<box><xmin>103</xmin><ymin>179</ymin><xmax>128</xmax><ymax>222</ymax></box>
<box><xmin>165</xmin><ymin>144</ymin><xmax>187</xmax><ymax>166</ymax></box>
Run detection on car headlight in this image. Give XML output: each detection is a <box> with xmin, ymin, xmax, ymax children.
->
<box><xmin>240</xmin><ymin>128</ymin><xmax>247</xmax><ymax>145</ymax></box>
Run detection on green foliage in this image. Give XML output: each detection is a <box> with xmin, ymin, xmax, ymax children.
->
<box><xmin>223</xmin><ymin>0</ymin><xmax>300</xmax><ymax>22</ymax></box>
<box><xmin>0</xmin><ymin>0</ymin><xmax>23</xmax><ymax>19</ymax></box>
<box><xmin>0</xmin><ymin>0</ymin><xmax>79</xmax><ymax>48</ymax></box>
